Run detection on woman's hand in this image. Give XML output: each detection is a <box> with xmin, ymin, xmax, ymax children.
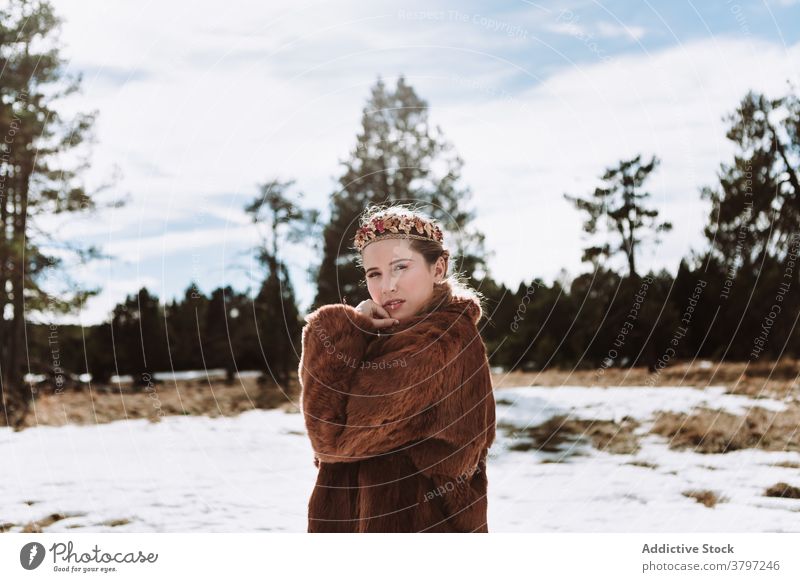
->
<box><xmin>355</xmin><ymin>299</ymin><xmax>400</xmax><ymax>330</ymax></box>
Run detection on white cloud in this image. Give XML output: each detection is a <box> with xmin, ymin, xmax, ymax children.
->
<box><xmin>596</xmin><ymin>21</ymin><xmax>647</xmax><ymax>41</ymax></box>
<box><xmin>548</xmin><ymin>20</ymin><xmax>646</xmax><ymax>42</ymax></box>
<box><xmin>102</xmin><ymin>225</ymin><xmax>257</xmax><ymax>263</ymax></box>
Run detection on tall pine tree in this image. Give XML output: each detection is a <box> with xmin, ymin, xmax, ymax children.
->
<box><xmin>245</xmin><ymin>179</ymin><xmax>316</xmax><ymax>389</ymax></box>
<box><xmin>0</xmin><ymin>0</ymin><xmax>123</xmax><ymax>426</ymax></box>
<box><xmin>564</xmin><ymin>154</ymin><xmax>671</xmax><ymax>278</ymax></box>
<box><xmin>700</xmin><ymin>87</ymin><xmax>800</xmax><ymax>273</ymax></box>
<box><xmin>312</xmin><ymin>75</ymin><xmax>489</xmax><ymax>309</ymax></box>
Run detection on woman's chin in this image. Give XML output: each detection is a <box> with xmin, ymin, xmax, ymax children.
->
<box><xmin>387</xmin><ymin>304</ymin><xmax>407</xmax><ymax>319</ymax></box>
<box><xmin>391</xmin><ymin>310</ymin><xmax>408</xmax><ymax>324</ymax></box>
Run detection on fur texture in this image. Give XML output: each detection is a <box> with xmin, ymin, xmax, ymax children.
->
<box><xmin>299</xmin><ymin>279</ymin><xmax>496</xmax><ymax>532</ymax></box>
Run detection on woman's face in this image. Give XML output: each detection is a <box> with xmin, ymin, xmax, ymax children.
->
<box><xmin>362</xmin><ymin>238</ymin><xmax>446</xmax><ymax>323</ymax></box>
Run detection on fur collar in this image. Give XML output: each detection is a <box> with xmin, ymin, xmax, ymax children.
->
<box><xmin>379</xmin><ymin>279</ymin><xmax>482</xmax><ymax>336</ymax></box>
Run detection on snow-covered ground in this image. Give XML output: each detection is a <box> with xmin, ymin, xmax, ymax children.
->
<box><xmin>2</xmin><ymin>385</ymin><xmax>799</xmax><ymax>532</ymax></box>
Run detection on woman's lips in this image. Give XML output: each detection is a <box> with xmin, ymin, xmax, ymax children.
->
<box><xmin>385</xmin><ymin>300</ymin><xmax>405</xmax><ymax>311</ymax></box>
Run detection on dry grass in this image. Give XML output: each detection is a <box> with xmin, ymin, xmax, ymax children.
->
<box><xmin>20</xmin><ymin>375</ymin><xmax>300</xmax><ymax>430</ymax></box>
<box><xmin>19</xmin><ymin>512</ymin><xmax>88</xmax><ymax>532</ymax></box>
<box><xmin>491</xmin><ymin>357</ymin><xmax>800</xmax><ymax>400</ymax></box>
<box><xmin>3</xmin><ymin>510</ymin><xmax>131</xmax><ymax>533</ymax></box>
<box><xmin>683</xmin><ymin>489</ymin><xmax>728</xmax><ymax>508</ymax></box>
<box><xmin>500</xmin><ymin>414</ymin><xmax>641</xmax><ymax>457</ymax></box>
<box><xmin>771</xmin><ymin>460</ymin><xmax>800</xmax><ymax>469</ymax></box>
<box><xmin>1</xmin><ymin>497</ymin><xmax>133</xmax><ymax>533</ymax></box>
<box><xmin>17</xmin><ymin>358</ymin><xmax>800</xmax><ymax>449</ymax></box>
<box><xmin>649</xmin><ymin>405</ymin><xmax>800</xmax><ymax>454</ymax></box>
<box><xmin>500</xmin><ymin>401</ymin><xmax>800</xmax><ymax>458</ymax></box>
<box><xmin>495</xmin><ymin>359</ymin><xmax>800</xmax><ymax>457</ymax></box>
<box><xmin>626</xmin><ymin>460</ymin><xmax>658</xmax><ymax>469</ymax></box>
<box><xmin>765</xmin><ymin>482</ymin><xmax>800</xmax><ymax>499</ymax></box>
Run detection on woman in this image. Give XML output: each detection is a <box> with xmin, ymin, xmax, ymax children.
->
<box><xmin>298</xmin><ymin>205</ymin><xmax>496</xmax><ymax>533</ymax></box>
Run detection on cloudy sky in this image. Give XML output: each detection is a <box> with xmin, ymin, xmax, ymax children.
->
<box><xmin>45</xmin><ymin>0</ymin><xmax>800</xmax><ymax>325</ymax></box>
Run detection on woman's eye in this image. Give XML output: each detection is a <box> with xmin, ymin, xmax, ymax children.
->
<box><xmin>368</xmin><ymin>264</ymin><xmax>406</xmax><ymax>278</ymax></box>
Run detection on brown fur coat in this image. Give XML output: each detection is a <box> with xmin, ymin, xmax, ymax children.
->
<box><xmin>299</xmin><ymin>279</ymin><xmax>496</xmax><ymax>533</ymax></box>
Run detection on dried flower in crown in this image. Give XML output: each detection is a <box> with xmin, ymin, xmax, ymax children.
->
<box><xmin>354</xmin><ymin>211</ymin><xmax>444</xmax><ymax>251</ymax></box>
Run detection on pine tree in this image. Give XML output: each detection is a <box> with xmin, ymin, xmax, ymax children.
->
<box><xmin>201</xmin><ymin>287</ymin><xmax>239</xmax><ymax>384</ymax></box>
<box><xmin>564</xmin><ymin>154</ymin><xmax>671</xmax><ymax>278</ymax></box>
<box><xmin>111</xmin><ymin>288</ymin><xmax>167</xmax><ymax>388</ymax></box>
<box><xmin>245</xmin><ymin>179</ymin><xmax>316</xmax><ymax>390</ymax></box>
<box><xmin>312</xmin><ymin>75</ymin><xmax>490</xmax><ymax>309</ymax></box>
<box><xmin>0</xmin><ymin>0</ymin><xmax>124</xmax><ymax>426</ymax></box>
<box><xmin>700</xmin><ymin>86</ymin><xmax>800</xmax><ymax>273</ymax></box>
<box><xmin>165</xmin><ymin>283</ymin><xmax>209</xmax><ymax>372</ymax></box>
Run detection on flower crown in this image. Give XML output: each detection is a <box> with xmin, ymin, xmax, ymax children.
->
<box><xmin>353</xmin><ymin>212</ymin><xmax>444</xmax><ymax>252</ymax></box>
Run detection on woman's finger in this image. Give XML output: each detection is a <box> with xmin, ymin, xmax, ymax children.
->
<box><xmin>374</xmin><ymin>304</ymin><xmax>392</xmax><ymax>319</ymax></box>
<box><xmin>372</xmin><ymin>317</ymin><xmax>399</xmax><ymax>329</ymax></box>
